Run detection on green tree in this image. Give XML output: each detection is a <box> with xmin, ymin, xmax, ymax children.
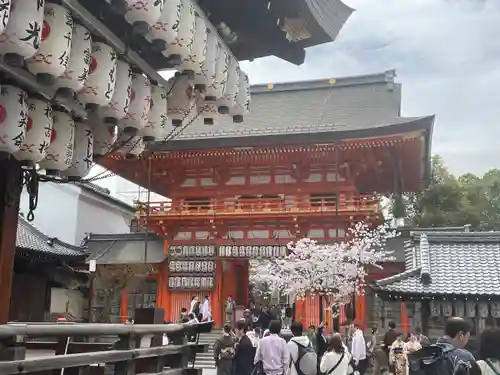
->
<box><xmin>409</xmin><ymin>156</ymin><xmax>500</xmax><ymax>230</ymax></box>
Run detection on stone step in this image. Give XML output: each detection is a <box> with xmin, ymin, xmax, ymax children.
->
<box><xmin>192</xmin><ymin>330</ymin><xmax>219</xmax><ymax>369</ymax></box>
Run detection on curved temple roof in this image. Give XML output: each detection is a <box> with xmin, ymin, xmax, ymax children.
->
<box><xmin>17</xmin><ymin>216</ymin><xmax>87</xmax><ymax>259</ymax></box>
<box><xmin>374</xmin><ymin>231</ymin><xmax>500</xmax><ymax>297</ymax></box>
<box><xmin>150</xmin><ymin>70</ymin><xmax>434</xmax><ymax>151</ymax></box>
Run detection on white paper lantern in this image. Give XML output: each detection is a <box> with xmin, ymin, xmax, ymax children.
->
<box><xmin>162</xmin><ymin>0</ymin><xmax>195</xmax><ymax>67</ymax></box>
<box><xmin>125</xmin><ymin>0</ymin><xmax>164</xmax><ymax>35</ymax></box>
<box><xmin>92</xmin><ymin>121</ymin><xmax>117</xmax><ymax>157</ymax></box>
<box><xmin>79</xmin><ymin>42</ymin><xmax>117</xmax><ymax>108</ymax></box>
<box><xmin>39</xmin><ymin>109</ymin><xmax>75</xmax><ymax>174</ymax></box>
<box><xmin>98</xmin><ymin>60</ymin><xmax>132</xmax><ymax>124</ymax></box>
<box><xmin>120</xmin><ymin>72</ymin><xmax>151</xmax><ymax>134</ymax></box>
<box><xmin>231</xmin><ymin>70</ymin><xmax>250</xmax><ymax>123</ymax></box>
<box><xmin>181</xmin><ymin>16</ymin><xmax>206</xmax><ymax>77</ymax></box>
<box><xmin>0</xmin><ymin>0</ymin><xmax>43</xmax><ymax>65</ymax></box>
<box><xmin>0</xmin><ymin>0</ymin><xmax>11</xmax><ymax>37</ymax></box>
<box><xmin>217</xmin><ymin>54</ymin><xmax>239</xmax><ymax>114</ymax></box>
<box><xmin>0</xmin><ymin>85</ymin><xmax>28</xmax><ymax>154</ymax></box>
<box><xmin>167</xmin><ymin>73</ymin><xmax>194</xmax><ymax>127</ymax></box>
<box><xmin>116</xmin><ymin>134</ymin><xmax>144</xmax><ymax>158</ymax></box>
<box><xmin>197</xmin><ymin>100</ymin><xmax>219</xmax><ymax>126</ymax></box>
<box><xmin>205</xmin><ymin>43</ymin><xmax>227</xmax><ymax>102</ymax></box>
<box><xmin>146</xmin><ymin>0</ymin><xmax>181</xmax><ymax>56</ymax></box>
<box><xmin>141</xmin><ymin>83</ymin><xmax>167</xmax><ymax>142</ymax></box>
<box><xmin>195</xmin><ymin>30</ymin><xmax>217</xmax><ymax>99</ymax></box>
<box><xmin>57</xmin><ymin>23</ymin><xmax>92</xmax><ymax>97</ymax></box>
<box><xmin>26</xmin><ymin>3</ymin><xmax>73</xmax><ymax>86</ymax></box>
<box><xmin>63</xmin><ymin>120</ymin><xmax>93</xmax><ymax>180</ymax></box>
<box><xmin>14</xmin><ymin>97</ymin><xmax>52</xmax><ymax>165</ymax></box>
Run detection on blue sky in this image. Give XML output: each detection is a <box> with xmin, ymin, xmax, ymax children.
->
<box><xmin>240</xmin><ymin>0</ymin><xmax>500</xmax><ymax>175</ymax></box>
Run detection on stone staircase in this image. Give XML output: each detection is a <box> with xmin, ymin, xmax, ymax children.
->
<box><xmin>190</xmin><ymin>329</ymin><xmax>221</xmax><ymax>369</ymax></box>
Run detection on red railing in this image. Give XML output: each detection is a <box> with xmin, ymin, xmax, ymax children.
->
<box><xmin>140</xmin><ymin>195</ymin><xmax>380</xmax><ymax>218</ymax></box>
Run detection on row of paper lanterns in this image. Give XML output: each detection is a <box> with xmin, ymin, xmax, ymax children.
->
<box><xmin>0</xmin><ymin>84</ymin><xmax>143</xmax><ymax>179</ymax></box>
<box><xmin>0</xmin><ymin>0</ymin><xmax>250</xmax><ymax>124</ymax></box>
<box><xmin>0</xmin><ymin>0</ymin><xmax>251</xmax><ymax>179</ymax></box>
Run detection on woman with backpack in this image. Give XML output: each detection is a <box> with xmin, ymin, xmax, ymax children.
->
<box><xmin>319</xmin><ymin>333</ymin><xmax>354</xmax><ymax>375</ymax></box>
<box><xmin>477</xmin><ymin>327</ymin><xmax>500</xmax><ymax>375</ymax></box>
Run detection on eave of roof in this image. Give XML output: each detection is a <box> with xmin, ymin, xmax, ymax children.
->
<box><xmin>82</xmin><ymin>232</ymin><xmax>160</xmax><ymax>244</ymax></box>
<box><xmin>149</xmin><ymin>115</ymin><xmax>434</xmax><ymax>152</ymax></box>
<box><xmin>73</xmin><ymin>182</ymin><xmax>134</xmax><ymax>212</ymax></box>
<box><xmin>251</xmin><ymin>71</ymin><xmax>394</xmax><ymax>93</ymax></box>
<box><xmin>17</xmin><ymin>216</ymin><xmax>87</xmax><ymax>260</ymax></box>
<box><xmin>143</xmin><ymin>69</ymin><xmax>433</xmax><ymax>152</ymax></box>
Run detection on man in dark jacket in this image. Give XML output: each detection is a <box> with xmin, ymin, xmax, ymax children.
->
<box><xmin>382</xmin><ymin>321</ymin><xmax>398</xmax><ymax>355</ymax></box>
<box><xmin>257</xmin><ymin>305</ymin><xmax>272</xmax><ymax>331</ymax></box>
<box><xmin>316</xmin><ymin>322</ymin><xmax>328</xmax><ymax>358</ymax></box>
<box><xmin>233</xmin><ymin>320</ymin><xmax>256</xmax><ymax>375</ymax></box>
<box><xmin>435</xmin><ymin>317</ymin><xmax>475</xmax><ymax>373</ymax></box>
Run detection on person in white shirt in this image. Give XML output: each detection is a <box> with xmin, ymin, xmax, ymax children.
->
<box><xmin>286</xmin><ymin>322</ymin><xmax>314</xmax><ymax>375</ymax></box>
<box><xmin>190</xmin><ymin>296</ymin><xmax>200</xmax><ymax>316</ymax></box>
<box><xmin>254</xmin><ymin>320</ymin><xmax>289</xmax><ymax>375</ymax></box>
<box><xmin>187</xmin><ymin>313</ymin><xmax>199</xmax><ymax>324</ymax></box>
<box><xmin>351</xmin><ymin>324</ymin><xmax>368</xmax><ymax>375</ymax></box>
<box><xmin>201</xmin><ymin>295</ymin><xmax>211</xmax><ymax>322</ymax></box>
<box><xmin>320</xmin><ymin>333</ymin><xmax>354</xmax><ymax>375</ymax></box>
<box><xmin>477</xmin><ymin>327</ymin><xmax>500</xmax><ymax>375</ymax></box>
<box><xmin>246</xmin><ymin>327</ymin><xmax>261</xmax><ymax>349</ymax></box>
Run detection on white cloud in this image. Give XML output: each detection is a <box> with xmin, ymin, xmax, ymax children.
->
<box><xmin>241</xmin><ymin>0</ymin><xmax>500</xmax><ymax>175</ymax></box>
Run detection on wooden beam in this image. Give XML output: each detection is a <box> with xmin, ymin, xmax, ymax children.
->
<box><xmin>0</xmin><ymin>155</ymin><xmax>21</xmax><ymax>324</ymax></box>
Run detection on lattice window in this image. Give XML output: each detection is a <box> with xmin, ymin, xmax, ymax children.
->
<box><xmin>126</xmin><ymin>279</ymin><xmax>158</xmax><ymax>318</ymax></box>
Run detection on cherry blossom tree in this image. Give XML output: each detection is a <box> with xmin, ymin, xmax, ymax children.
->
<box><xmin>249</xmin><ymin>222</ymin><xmax>396</xmax><ymax>303</ymax></box>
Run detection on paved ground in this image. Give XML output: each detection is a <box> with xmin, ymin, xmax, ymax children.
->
<box><xmin>202</xmin><ymin>369</ymin><xmax>216</xmax><ymax>375</ymax></box>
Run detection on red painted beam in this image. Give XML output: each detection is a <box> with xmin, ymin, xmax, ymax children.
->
<box><xmin>0</xmin><ymin>156</ymin><xmax>21</xmax><ymax>323</ymax></box>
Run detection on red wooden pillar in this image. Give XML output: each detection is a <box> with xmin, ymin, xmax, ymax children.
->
<box><xmin>0</xmin><ymin>156</ymin><xmax>22</xmax><ymax>324</ymax></box>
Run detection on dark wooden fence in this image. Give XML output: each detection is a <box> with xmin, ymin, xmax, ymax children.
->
<box><xmin>0</xmin><ymin>322</ymin><xmax>211</xmax><ymax>375</ymax></box>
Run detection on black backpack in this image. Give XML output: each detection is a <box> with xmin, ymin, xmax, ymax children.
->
<box><xmin>408</xmin><ymin>344</ymin><xmax>470</xmax><ymax>375</ymax></box>
<box><xmin>291</xmin><ymin>342</ymin><xmax>317</xmax><ymax>375</ymax></box>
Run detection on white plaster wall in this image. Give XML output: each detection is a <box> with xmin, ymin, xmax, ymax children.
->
<box><xmin>20</xmin><ymin>182</ymin><xmax>134</xmax><ymax>246</ymax></box>
<box><xmin>20</xmin><ymin>183</ymin><xmax>80</xmax><ymax>244</ymax></box>
<box><xmin>50</xmin><ymin>288</ymin><xmax>85</xmax><ymax>319</ymax></box>
<box><xmin>75</xmin><ymin>190</ymin><xmax>133</xmax><ymax>245</ymax></box>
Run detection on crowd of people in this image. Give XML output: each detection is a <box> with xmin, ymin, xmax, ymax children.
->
<box><xmin>179</xmin><ymin>295</ymin><xmax>212</xmax><ymax>324</ymax></box>
<box><xmin>212</xmin><ymin>315</ymin><xmax>500</xmax><ymax>375</ymax></box>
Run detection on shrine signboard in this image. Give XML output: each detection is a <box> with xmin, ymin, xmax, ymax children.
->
<box><xmin>168</xmin><ymin>260</ymin><xmax>216</xmax><ymax>273</ymax></box>
<box><xmin>168</xmin><ymin>276</ymin><xmax>215</xmax><ymax>290</ymax></box>
<box><xmin>166</xmin><ymin>243</ymin><xmax>287</xmax><ymax>291</ymax></box>
<box><xmin>168</xmin><ymin>245</ymin><xmax>216</xmax><ymax>258</ymax></box>
<box><xmin>217</xmin><ymin>245</ymin><xmax>287</xmax><ymax>258</ymax></box>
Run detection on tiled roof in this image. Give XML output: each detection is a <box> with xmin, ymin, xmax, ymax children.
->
<box><xmin>156</xmin><ymin>70</ymin><xmax>434</xmax><ymax>144</ymax></box>
<box><xmin>383</xmin><ymin>225</ymin><xmax>471</xmax><ymax>265</ymax></box>
<box><xmin>374</xmin><ymin>232</ymin><xmax>500</xmax><ymax>296</ymax></box>
<box><xmin>17</xmin><ymin>216</ymin><xmax>87</xmax><ymax>258</ymax></box>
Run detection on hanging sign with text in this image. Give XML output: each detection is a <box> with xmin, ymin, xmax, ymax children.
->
<box><xmin>168</xmin><ymin>276</ymin><xmax>215</xmax><ymax>290</ymax></box>
<box><xmin>168</xmin><ymin>260</ymin><xmax>216</xmax><ymax>273</ymax></box>
<box><xmin>217</xmin><ymin>245</ymin><xmax>287</xmax><ymax>258</ymax></box>
<box><xmin>168</xmin><ymin>245</ymin><xmax>216</xmax><ymax>258</ymax></box>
